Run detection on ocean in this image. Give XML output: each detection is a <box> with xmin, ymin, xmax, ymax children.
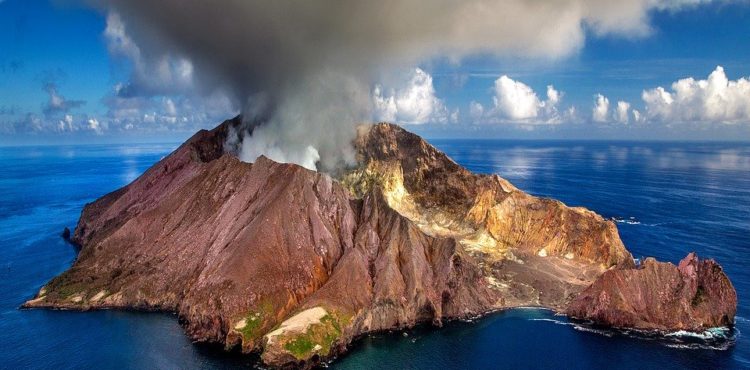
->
<box><xmin>0</xmin><ymin>140</ymin><xmax>748</xmax><ymax>369</ymax></box>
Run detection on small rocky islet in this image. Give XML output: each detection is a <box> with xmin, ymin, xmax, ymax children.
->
<box><xmin>23</xmin><ymin>117</ymin><xmax>737</xmax><ymax>368</ymax></box>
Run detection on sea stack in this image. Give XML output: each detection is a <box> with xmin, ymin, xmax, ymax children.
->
<box><xmin>566</xmin><ymin>252</ymin><xmax>737</xmax><ymax>331</ymax></box>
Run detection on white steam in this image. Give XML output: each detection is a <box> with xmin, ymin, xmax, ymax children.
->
<box><xmin>91</xmin><ymin>0</ymin><xmax>716</xmax><ymax>171</ymax></box>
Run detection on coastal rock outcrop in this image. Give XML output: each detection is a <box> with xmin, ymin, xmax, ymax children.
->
<box><xmin>566</xmin><ymin>252</ymin><xmax>737</xmax><ymax>331</ymax></box>
<box><xmin>23</xmin><ymin>117</ymin><xmax>737</xmax><ymax>367</ymax></box>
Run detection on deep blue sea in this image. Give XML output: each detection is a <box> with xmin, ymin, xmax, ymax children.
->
<box><xmin>1</xmin><ymin>141</ymin><xmax>748</xmax><ymax>369</ymax></box>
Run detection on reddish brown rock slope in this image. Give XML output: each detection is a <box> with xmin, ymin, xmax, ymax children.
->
<box><xmin>567</xmin><ymin>252</ymin><xmax>737</xmax><ymax>331</ymax></box>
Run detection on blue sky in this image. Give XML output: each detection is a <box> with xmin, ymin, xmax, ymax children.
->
<box><xmin>433</xmin><ymin>3</ymin><xmax>750</xmax><ymax>107</ymax></box>
<box><xmin>1</xmin><ymin>0</ymin><xmax>750</xmax><ymax>144</ymax></box>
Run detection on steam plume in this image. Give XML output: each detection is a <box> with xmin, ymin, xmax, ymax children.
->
<box><xmin>91</xmin><ymin>0</ymin><xmax>710</xmax><ymax>171</ymax></box>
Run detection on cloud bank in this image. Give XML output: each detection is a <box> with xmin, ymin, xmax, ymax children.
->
<box><xmin>588</xmin><ymin>66</ymin><xmax>749</xmax><ymax>126</ymax></box>
<box><xmin>642</xmin><ymin>66</ymin><xmax>750</xmax><ymax>123</ymax></box>
<box><xmin>88</xmin><ymin>0</ymin><xmax>713</xmax><ymax>170</ymax></box>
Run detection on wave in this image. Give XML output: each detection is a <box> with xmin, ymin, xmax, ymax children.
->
<box><xmin>572</xmin><ymin>325</ymin><xmax>615</xmax><ymax>337</ymax></box>
<box><xmin>613</xmin><ymin>217</ymin><xmax>641</xmax><ymax>225</ymax></box>
<box><xmin>530</xmin><ymin>317</ymin><xmax>615</xmax><ymax>337</ymax></box>
<box><xmin>528</xmin><ymin>316</ymin><xmax>736</xmax><ymax>350</ymax></box>
<box><xmin>665</xmin><ymin>327</ymin><xmax>731</xmax><ymax>340</ymax></box>
<box><xmin>612</xmin><ymin>216</ymin><xmax>677</xmax><ymax>227</ymax></box>
<box><xmin>661</xmin><ymin>327</ymin><xmax>737</xmax><ymax>351</ymax></box>
<box><xmin>529</xmin><ymin>318</ymin><xmax>570</xmax><ymax>326</ymax></box>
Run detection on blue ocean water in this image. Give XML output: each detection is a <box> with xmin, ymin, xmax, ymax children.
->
<box><xmin>0</xmin><ymin>141</ymin><xmax>748</xmax><ymax>369</ymax></box>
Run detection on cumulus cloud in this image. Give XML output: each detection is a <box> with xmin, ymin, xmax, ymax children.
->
<box><xmin>469</xmin><ymin>101</ymin><xmax>485</xmax><ymax>121</ymax></box>
<box><xmin>642</xmin><ymin>66</ymin><xmax>750</xmax><ymax>123</ymax></box>
<box><xmin>373</xmin><ymin>68</ymin><xmax>452</xmax><ymax>125</ymax></box>
<box><xmin>103</xmin><ymin>86</ymin><xmax>236</xmax><ymax>133</ymax></box>
<box><xmin>57</xmin><ymin>114</ymin><xmax>74</xmax><ymax>132</ymax></box>
<box><xmin>493</xmin><ymin>76</ymin><xmax>544</xmax><ymax>120</ymax></box>
<box><xmin>633</xmin><ymin>109</ymin><xmax>644</xmax><ymax>123</ymax></box>
<box><xmin>469</xmin><ymin>75</ymin><xmax>564</xmax><ymax>124</ymax></box>
<box><xmin>493</xmin><ymin>76</ymin><xmax>562</xmax><ymax>121</ymax></box>
<box><xmin>615</xmin><ymin>101</ymin><xmax>631</xmax><ymax>123</ymax></box>
<box><xmin>87</xmin><ymin>118</ymin><xmax>103</xmax><ymax>134</ymax></box>
<box><xmin>592</xmin><ymin>94</ymin><xmax>610</xmax><ymax>123</ymax></box>
<box><xmin>0</xmin><ymin>111</ymin><xmax>105</xmax><ymax>135</ymax></box>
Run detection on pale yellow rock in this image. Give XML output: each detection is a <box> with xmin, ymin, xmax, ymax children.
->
<box><xmin>90</xmin><ymin>290</ymin><xmax>107</xmax><ymax>302</ymax></box>
<box><xmin>69</xmin><ymin>294</ymin><xmax>84</xmax><ymax>303</ymax></box>
<box><xmin>265</xmin><ymin>306</ymin><xmax>328</xmax><ymax>345</ymax></box>
<box><xmin>234</xmin><ymin>319</ymin><xmax>247</xmax><ymax>330</ymax></box>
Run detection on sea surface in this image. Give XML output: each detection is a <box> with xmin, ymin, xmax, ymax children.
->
<box><xmin>0</xmin><ymin>140</ymin><xmax>748</xmax><ymax>369</ymax></box>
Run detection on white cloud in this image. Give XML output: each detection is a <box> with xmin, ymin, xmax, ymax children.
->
<box><xmin>493</xmin><ymin>76</ymin><xmax>543</xmax><ymax>120</ymax></box>
<box><xmin>164</xmin><ymin>98</ymin><xmax>177</xmax><ymax>116</ymax></box>
<box><xmin>450</xmin><ymin>109</ymin><xmax>459</xmax><ymax>124</ymax></box>
<box><xmin>592</xmin><ymin>94</ymin><xmax>610</xmax><ymax>123</ymax></box>
<box><xmin>642</xmin><ymin>66</ymin><xmax>750</xmax><ymax>123</ymax></box>
<box><xmin>474</xmin><ymin>76</ymin><xmax>564</xmax><ymax>124</ymax></box>
<box><xmin>372</xmin><ymin>68</ymin><xmax>450</xmax><ymax>124</ymax></box>
<box><xmin>546</xmin><ymin>85</ymin><xmax>561</xmax><ymax>106</ymax></box>
<box><xmin>633</xmin><ymin>109</ymin><xmax>643</xmax><ymax>123</ymax></box>
<box><xmin>467</xmin><ymin>76</ymin><xmax>567</xmax><ymax>125</ymax></box>
<box><xmin>57</xmin><ymin>114</ymin><xmax>75</xmax><ymax>132</ymax></box>
<box><xmin>102</xmin><ymin>87</ymin><xmax>237</xmax><ymax>133</ymax></box>
<box><xmin>469</xmin><ymin>101</ymin><xmax>485</xmax><ymax>122</ymax></box>
<box><xmin>87</xmin><ymin>118</ymin><xmax>103</xmax><ymax>134</ymax></box>
<box><xmin>615</xmin><ymin>101</ymin><xmax>631</xmax><ymax>123</ymax></box>
<box><xmin>372</xmin><ymin>85</ymin><xmax>397</xmax><ymax>122</ymax></box>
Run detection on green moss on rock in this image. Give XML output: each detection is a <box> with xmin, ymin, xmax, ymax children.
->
<box><xmin>280</xmin><ymin>313</ymin><xmax>342</xmax><ymax>360</ymax></box>
<box><xmin>236</xmin><ymin>299</ymin><xmax>275</xmax><ymax>343</ymax></box>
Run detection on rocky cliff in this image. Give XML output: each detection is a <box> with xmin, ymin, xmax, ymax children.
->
<box><xmin>567</xmin><ymin>252</ymin><xmax>737</xmax><ymax>331</ymax></box>
<box><xmin>23</xmin><ymin>117</ymin><xmax>737</xmax><ymax>368</ymax></box>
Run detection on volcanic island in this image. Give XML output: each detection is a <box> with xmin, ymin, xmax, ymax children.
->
<box><xmin>24</xmin><ymin>117</ymin><xmax>737</xmax><ymax>368</ymax></box>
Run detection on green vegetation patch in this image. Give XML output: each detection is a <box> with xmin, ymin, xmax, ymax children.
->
<box><xmin>282</xmin><ymin>313</ymin><xmax>343</xmax><ymax>360</ymax></box>
<box><xmin>237</xmin><ymin>299</ymin><xmax>275</xmax><ymax>342</ymax></box>
<box><xmin>45</xmin><ymin>270</ymin><xmax>93</xmax><ymax>301</ymax></box>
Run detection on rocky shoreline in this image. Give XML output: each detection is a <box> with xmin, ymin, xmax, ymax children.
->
<box><xmin>23</xmin><ymin>117</ymin><xmax>737</xmax><ymax>368</ymax></box>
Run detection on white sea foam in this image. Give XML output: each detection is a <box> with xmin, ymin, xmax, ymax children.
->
<box><xmin>664</xmin><ymin>341</ymin><xmax>735</xmax><ymax>351</ymax></box>
<box><xmin>665</xmin><ymin>327</ymin><xmax>731</xmax><ymax>340</ymax></box>
<box><xmin>613</xmin><ymin>217</ymin><xmax>641</xmax><ymax>225</ymax></box>
<box><xmin>529</xmin><ymin>318</ymin><xmax>570</xmax><ymax>326</ymax></box>
<box><xmin>528</xmin><ymin>316</ymin><xmax>736</xmax><ymax>350</ymax></box>
<box><xmin>572</xmin><ymin>325</ymin><xmax>615</xmax><ymax>337</ymax></box>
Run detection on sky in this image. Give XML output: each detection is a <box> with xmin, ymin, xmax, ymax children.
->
<box><xmin>1</xmin><ymin>0</ymin><xmax>749</xmax><ymax>146</ymax></box>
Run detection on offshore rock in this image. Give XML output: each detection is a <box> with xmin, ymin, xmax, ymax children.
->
<box><xmin>566</xmin><ymin>252</ymin><xmax>737</xmax><ymax>331</ymax></box>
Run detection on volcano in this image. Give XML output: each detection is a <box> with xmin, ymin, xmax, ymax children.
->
<box><xmin>23</xmin><ymin>117</ymin><xmax>736</xmax><ymax>368</ymax></box>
